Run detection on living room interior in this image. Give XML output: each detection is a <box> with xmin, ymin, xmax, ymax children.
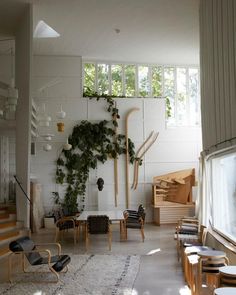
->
<box><xmin>0</xmin><ymin>0</ymin><xmax>236</xmax><ymax>294</ymax></box>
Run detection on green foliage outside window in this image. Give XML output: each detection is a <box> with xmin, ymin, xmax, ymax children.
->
<box><xmin>125</xmin><ymin>65</ymin><xmax>136</xmax><ymax>97</ymax></box>
<box><xmin>111</xmin><ymin>64</ymin><xmax>123</xmax><ymax>96</ymax></box>
<box><xmin>83</xmin><ymin>63</ymin><xmax>200</xmax><ymax>123</ymax></box>
<box><xmin>97</xmin><ymin>64</ymin><xmax>109</xmax><ymax>95</ymax></box>
<box><xmin>138</xmin><ymin>66</ymin><xmax>149</xmax><ymax>97</ymax></box>
<box><xmin>152</xmin><ymin>66</ymin><xmax>162</xmax><ymax>97</ymax></box>
<box><xmin>84</xmin><ymin>63</ymin><xmax>95</xmax><ymax>93</ymax></box>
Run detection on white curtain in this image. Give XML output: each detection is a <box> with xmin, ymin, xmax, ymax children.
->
<box><xmin>196</xmin><ymin>153</ymin><xmax>211</xmax><ymax>227</ymax></box>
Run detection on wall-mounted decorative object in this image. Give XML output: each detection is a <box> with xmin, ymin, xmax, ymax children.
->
<box><xmin>41</xmin><ymin>134</ymin><xmax>54</xmax><ymax>141</ymax></box>
<box><xmin>57</xmin><ymin>105</ymin><xmax>66</xmax><ymax>119</ymax></box>
<box><xmin>125</xmin><ymin>108</ymin><xmax>140</xmax><ymax>208</ymax></box>
<box><xmin>132</xmin><ymin>131</ymin><xmax>159</xmax><ymax>190</ymax></box>
<box><xmin>57</xmin><ymin>122</ymin><xmax>64</xmax><ymax>132</ymax></box>
<box><xmin>43</xmin><ymin>143</ymin><xmax>52</xmax><ymax>151</ymax></box>
<box><xmin>97</xmin><ymin>178</ymin><xmax>104</xmax><ymax>191</ymax></box>
<box><xmin>38</xmin><ymin>104</ymin><xmax>51</xmax><ymax>127</ymax></box>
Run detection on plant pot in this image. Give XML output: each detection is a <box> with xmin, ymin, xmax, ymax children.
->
<box><xmin>57</xmin><ymin>122</ymin><xmax>65</xmax><ymax>132</ymax></box>
<box><xmin>44</xmin><ymin>217</ymin><xmax>55</xmax><ymax>229</ymax></box>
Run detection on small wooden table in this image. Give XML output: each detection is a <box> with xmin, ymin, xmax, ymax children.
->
<box><xmin>196</xmin><ymin>250</ymin><xmax>227</xmax><ymax>294</ymax></box>
<box><xmin>214</xmin><ymin>287</ymin><xmax>236</xmax><ymax>295</ymax></box>
<box><xmin>219</xmin><ymin>265</ymin><xmax>236</xmax><ymax>276</ymax></box>
<box><xmin>76</xmin><ymin>210</ymin><xmax>125</xmax><ymax>240</ymax></box>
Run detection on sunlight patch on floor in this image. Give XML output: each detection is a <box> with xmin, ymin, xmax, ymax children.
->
<box><xmin>33</xmin><ymin>291</ymin><xmax>46</xmax><ymax>295</ymax></box>
<box><xmin>179</xmin><ymin>285</ymin><xmax>191</xmax><ymax>295</ymax></box>
<box><xmin>146</xmin><ymin>248</ymin><xmax>161</xmax><ymax>255</ymax></box>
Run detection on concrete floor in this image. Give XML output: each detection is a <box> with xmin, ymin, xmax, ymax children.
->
<box><xmin>0</xmin><ymin>223</ymin><xmax>191</xmax><ymax>295</ymax></box>
<box><xmin>35</xmin><ymin>223</ymin><xmax>191</xmax><ymax>295</ymax></box>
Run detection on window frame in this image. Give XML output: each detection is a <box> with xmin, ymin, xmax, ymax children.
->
<box><xmin>82</xmin><ymin>61</ymin><xmax>200</xmax><ymax>127</ymax></box>
<box><xmin>207</xmin><ymin>146</ymin><xmax>236</xmax><ymax>246</ymax></box>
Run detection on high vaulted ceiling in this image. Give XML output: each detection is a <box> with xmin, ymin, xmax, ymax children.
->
<box><xmin>0</xmin><ymin>0</ymin><xmax>200</xmax><ymax>65</ymax></box>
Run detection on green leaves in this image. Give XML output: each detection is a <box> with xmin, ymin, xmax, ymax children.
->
<box><xmin>55</xmin><ymin>95</ymin><xmax>138</xmax><ymax>213</ymax></box>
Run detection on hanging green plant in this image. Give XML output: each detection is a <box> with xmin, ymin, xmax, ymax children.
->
<box><xmin>55</xmin><ymin>118</ymin><xmax>137</xmax><ymax>214</ymax></box>
<box><xmin>83</xmin><ymin>87</ymin><xmax>172</xmax><ymax>118</ymax></box>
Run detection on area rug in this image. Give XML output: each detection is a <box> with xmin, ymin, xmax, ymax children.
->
<box><xmin>0</xmin><ymin>254</ymin><xmax>140</xmax><ymax>295</ymax></box>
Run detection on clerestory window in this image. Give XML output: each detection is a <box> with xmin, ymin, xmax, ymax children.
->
<box><xmin>83</xmin><ymin>62</ymin><xmax>200</xmax><ymax>127</ymax></box>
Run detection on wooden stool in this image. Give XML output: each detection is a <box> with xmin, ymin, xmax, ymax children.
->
<box><xmin>196</xmin><ymin>250</ymin><xmax>229</xmax><ymax>295</ymax></box>
<box><xmin>184</xmin><ymin>246</ymin><xmax>211</xmax><ymax>294</ymax></box>
<box><xmin>219</xmin><ymin>266</ymin><xmax>236</xmax><ymax>287</ymax></box>
<box><xmin>214</xmin><ymin>287</ymin><xmax>236</xmax><ymax>295</ymax></box>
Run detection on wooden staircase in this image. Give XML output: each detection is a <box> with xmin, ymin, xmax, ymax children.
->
<box><xmin>0</xmin><ymin>205</ymin><xmax>28</xmax><ymax>259</ymax></box>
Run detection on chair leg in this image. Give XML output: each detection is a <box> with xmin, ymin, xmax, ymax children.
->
<box><xmin>85</xmin><ymin>227</ymin><xmax>89</xmax><ymax>251</ymax></box>
<box><xmin>108</xmin><ymin>230</ymin><xmax>112</xmax><ymax>251</ymax></box>
<box><xmin>8</xmin><ymin>253</ymin><xmax>13</xmax><ymax>283</ymax></box>
<box><xmin>73</xmin><ymin>227</ymin><xmax>76</xmax><ymax>245</ymax></box>
<box><xmin>140</xmin><ymin>227</ymin><xmax>145</xmax><ymax>242</ymax></box>
<box><xmin>55</xmin><ymin>228</ymin><xmax>60</xmax><ymax>242</ymax></box>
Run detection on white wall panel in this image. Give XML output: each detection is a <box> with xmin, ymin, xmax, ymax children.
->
<box><xmin>32</xmin><ymin>55</ymin><xmax>202</xmax><ymax>222</ymax></box>
<box><xmin>34</xmin><ymin>56</ymin><xmax>81</xmax><ymax>77</ymax></box>
<box><xmin>146</xmin><ymin>141</ymin><xmax>198</xmax><ymax>162</ymax></box>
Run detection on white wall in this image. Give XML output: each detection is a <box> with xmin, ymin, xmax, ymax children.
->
<box><xmin>15</xmin><ymin>4</ymin><xmax>33</xmax><ymax>228</ymax></box>
<box><xmin>32</xmin><ymin>55</ymin><xmax>202</xmax><ymax>221</ymax></box>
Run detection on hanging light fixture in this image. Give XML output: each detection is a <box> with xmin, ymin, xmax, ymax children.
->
<box><xmin>63</xmin><ymin>138</ymin><xmax>72</xmax><ymax>151</ymax></box>
<box><xmin>38</xmin><ymin>103</ymin><xmax>52</xmax><ymax>126</ymax></box>
<box><xmin>57</xmin><ymin>105</ymin><xmax>66</xmax><ymax>119</ymax></box>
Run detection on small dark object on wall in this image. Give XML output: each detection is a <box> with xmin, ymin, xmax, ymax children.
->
<box><xmin>97</xmin><ymin>178</ymin><xmax>104</xmax><ymax>191</ymax></box>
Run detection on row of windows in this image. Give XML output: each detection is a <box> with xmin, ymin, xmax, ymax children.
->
<box><xmin>83</xmin><ymin>62</ymin><xmax>200</xmax><ymax>126</ymax></box>
<box><xmin>210</xmin><ymin>149</ymin><xmax>236</xmax><ymax>243</ymax></box>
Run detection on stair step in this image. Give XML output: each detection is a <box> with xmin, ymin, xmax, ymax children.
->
<box><xmin>0</xmin><ymin>246</ymin><xmax>11</xmax><ymax>257</ymax></box>
<box><xmin>0</xmin><ymin>221</ymin><xmax>16</xmax><ymax>229</ymax></box>
<box><xmin>0</xmin><ymin>230</ymin><xmax>19</xmax><ymax>242</ymax></box>
<box><xmin>0</xmin><ymin>214</ymin><xmax>9</xmax><ymax>220</ymax></box>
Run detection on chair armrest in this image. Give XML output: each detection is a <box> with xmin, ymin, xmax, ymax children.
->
<box><xmin>35</xmin><ymin>242</ymin><xmax>61</xmax><ymax>255</ymax></box>
<box><xmin>56</xmin><ymin>218</ymin><xmax>76</xmax><ymax>227</ymax></box>
<box><xmin>10</xmin><ymin>249</ymin><xmax>52</xmax><ymax>264</ymax></box>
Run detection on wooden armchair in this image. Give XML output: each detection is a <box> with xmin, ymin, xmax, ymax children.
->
<box><xmin>123</xmin><ymin>205</ymin><xmax>146</xmax><ymax>242</ymax></box>
<box><xmin>8</xmin><ymin>236</ymin><xmax>70</xmax><ymax>283</ymax></box>
<box><xmin>176</xmin><ymin>217</ymin><xmax>200</xmax><ymax>261</ymax></box>
<box><xmin>54</xmin><ymin>208</ymin><xmax>79</xmax><ymax>244</ymax></box>
<box><xmin>85</xmin><ymin>215</ymin><xmax>112</xmax><ymax>251</ymax></box>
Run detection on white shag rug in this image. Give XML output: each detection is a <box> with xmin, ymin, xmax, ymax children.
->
<box><xmin>0</xmin><ymin>254</ymin><xmax>140</xmax><ymax>295</ymax></box>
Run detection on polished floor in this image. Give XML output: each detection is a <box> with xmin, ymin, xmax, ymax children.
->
<box><xmin>36</xmin><ymin>223</ymin><xmax>190</xmax><ymax>295</ymax></box>
<box><xmin>0</xmin><ymin>223</ymin><xmax>191</xmax><ymax>295</ymax></box>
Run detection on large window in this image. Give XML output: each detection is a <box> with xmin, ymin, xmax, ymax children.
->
<box><xmin>83</xmin><ymin>62</ymin><xmax>200</xmax><ymax>127</ymax></box>
<box><xmin>210</xmin><ymin>149</ymin><xmax>236</xmax><ymax>243</ymax></box>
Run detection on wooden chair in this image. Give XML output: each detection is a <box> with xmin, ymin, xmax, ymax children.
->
<box><xmin>196</xmin><ymin>250</ymin><xmax>229</xmax><ymax>295</ymax></box>
<box><xmin>8</xmin><ymin>236</ymin><xmax>70</xmax><ymax>283</ymax></box>
<box><xmin>54</xmin><ymin>208</ymin><xmax>79</xmax><ymax>245</ymax></box>
<box><xmin>85</xmin><ymin>215</ymin><xmax>112</xmax><ymax>251</ymax></box>
<box><xmin>123</xmin><ymin>205</ymin><xmax>146</xmax><ymax>242</ymax></box>
<box><xmin>176</xmin><ymin>216</ymin><xmax>200</xmax><ymax>261</ymax></box>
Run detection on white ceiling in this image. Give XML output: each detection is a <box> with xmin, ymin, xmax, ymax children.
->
<box><xmin>0</xmin><ymin>0</ymin><xmax>200</xmax><ymax>65</ymax></box>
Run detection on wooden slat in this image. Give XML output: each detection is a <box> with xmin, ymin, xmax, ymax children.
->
<box><xmin>0</xmin><ymin>230</ymin><xmax>19</xmax><ymax>241</ymax></box>
<box><xmin>0</xmin><ymin>247</ymin><xmax>10</xmax><ymax>257</ymax></box>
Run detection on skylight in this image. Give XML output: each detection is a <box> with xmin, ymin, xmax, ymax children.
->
<box><xmin>33</xmin><ymin>20</ymin><xmax>60</xmax><ymax>38</ymax></box>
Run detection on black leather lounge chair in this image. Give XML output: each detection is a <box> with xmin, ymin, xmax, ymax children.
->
<box><xmin>8</xmin><ymin>236</ymin><xmax>71</xmax><ymax>283</ymax></box>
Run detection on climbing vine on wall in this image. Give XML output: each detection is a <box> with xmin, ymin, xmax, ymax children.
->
<box><xmin>55</xmin><ymin>94</ymin><xmax>136</xmax><ymax>214</ymax></box>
